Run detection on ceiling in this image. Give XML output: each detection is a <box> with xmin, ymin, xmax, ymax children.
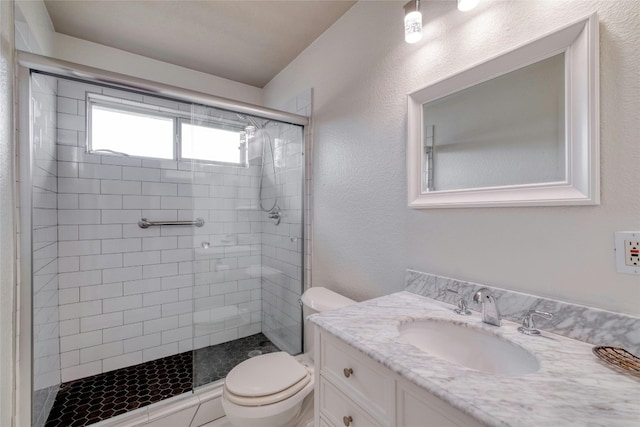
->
<box><xmin>44</xmin><ymin>0</ymin><xmax>357</xmax><ymax>88</ymax></box>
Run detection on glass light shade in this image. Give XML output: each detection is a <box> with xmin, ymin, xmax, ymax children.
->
<box><xmin>404</xmin><ymin>11</ymin><xmax>422</xmax><ymax>44</ymax></box>
<box><xmin>457</xmin><ymin>0</ymin><xmax>479</xmax><ymax>12</ymax></box>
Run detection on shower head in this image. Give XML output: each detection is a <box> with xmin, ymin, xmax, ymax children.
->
<box><xmin>236</xmin><ymin>113</ymin><xmax>269</xmax><ymax>129</ymax></box>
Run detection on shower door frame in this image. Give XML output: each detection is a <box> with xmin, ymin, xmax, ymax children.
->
<box><xmin>17</xmin><ymin>63</ymin><xmax>34</xmax><ymax>427</ymax></box>
<box><xmin>16</xmin><ymin>52</ymin><xmax>308</xmax><ymax>427</ymax></box>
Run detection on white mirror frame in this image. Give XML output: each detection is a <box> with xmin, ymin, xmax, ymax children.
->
<box><xmin>407</xmin><ymin>14</ymin><xmax>599</xmax><ymax>208</ymax></box>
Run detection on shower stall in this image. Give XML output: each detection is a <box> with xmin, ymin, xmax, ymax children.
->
<box><xmin>20</xmin><ymin>56</ymin><xmax>307</xmax><ymax>427</ymax></box>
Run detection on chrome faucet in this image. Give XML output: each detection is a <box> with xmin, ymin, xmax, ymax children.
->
<box><xmin>473</xmin><ymin>288</ymin><xmax>501</xmax><ymax>326</ymax></box>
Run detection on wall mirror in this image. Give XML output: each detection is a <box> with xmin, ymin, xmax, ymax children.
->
<box><xmin>407</xmin><ymin>14</ymin><xmax>599</xmax><ymax>208</ymax></box>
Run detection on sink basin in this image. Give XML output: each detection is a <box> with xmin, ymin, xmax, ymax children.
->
<box><xmin>397</xmin><ymin>319</ymin><xmax>539</xmax><ymax>376</ymax></box>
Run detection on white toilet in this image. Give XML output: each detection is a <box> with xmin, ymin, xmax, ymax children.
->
<box><xmin>222</xmin><ymin>287</ymin><xmax>355</xmax><ymax>427</ymax></box>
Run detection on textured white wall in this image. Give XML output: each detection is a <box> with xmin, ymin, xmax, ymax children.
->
<box><xmin>264</xmin><ymin>0</ymin><xmax>640</xmax><ymax>315</ymax></box>
<box><xmin>15</xmin><ymin>0</ymin><xmax>54</xmax><ymax>55</ymax></box>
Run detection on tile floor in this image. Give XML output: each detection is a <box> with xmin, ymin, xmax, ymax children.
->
<box><xmin>45</xmin><ymin>333</ymin><xmax>280</xmax><ymax>427</ymax></box>
<box><xmin>193</xmin><ymin>333</ymin><xmax>280</xmax><ymax>388</ymax></box>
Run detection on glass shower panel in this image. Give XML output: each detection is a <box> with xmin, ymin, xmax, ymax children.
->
<box><xmin>29</xmin><ymin>74</ymin><xmax>202</xmax><ymax>426</ymax></box>
<box><xmin>259</xmin><ymin>121</ymin><xmax>305</xmax><ymax>356</ymax></box>
<box><xmin>191</xmin><ymin>107</ymin><xmax>305</xmax><ymax>389</ymax></box>
<box><xmin>189</xmin><ymin>104</ymin><xmax>266</xmax><ymax>388</ymax></box>
<box><xmin>31</xmin><ymin>72</ymin><xmax>61</xmax><ymax>427</ymax></box>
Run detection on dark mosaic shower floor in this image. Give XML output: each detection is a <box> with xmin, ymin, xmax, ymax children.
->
<box><xmin>45</xmin><ymin>333</ymin><xmax>280</xmax><ymax>427</ymax></box>
<box><xmin>193</xmin><ymin>332</ymin><xmax>280</xmax><ymax>387</ymax></box>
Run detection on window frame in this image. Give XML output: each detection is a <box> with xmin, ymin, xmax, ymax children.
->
<box><xmin>86</xmin><ymin>92</ymin><xmax>249</xmax><ymax>167</ymax></box>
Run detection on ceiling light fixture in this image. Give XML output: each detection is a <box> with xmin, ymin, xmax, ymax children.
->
<box><xmin>404</xmin><ymin>0</ymin><xmax>422</xmax><ymax>44</ymax></box>
<box><xmin>457</xmin><ymin>0</ymin><xmax>479</xmax><ymax>12</ymax></box>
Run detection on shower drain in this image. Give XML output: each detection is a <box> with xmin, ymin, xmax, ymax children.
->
<box><xmin>248</xmin><ymin>350</ymin><xmax>263</xmax><ymax>357</ymax></box>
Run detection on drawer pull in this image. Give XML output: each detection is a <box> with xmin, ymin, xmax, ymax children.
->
<box><xmin>343</xmin><ymin>367</ymin><xmax>354</xmax><ymax>378</ymax></box>
<box><xmin>343</xmin><ymin>415</ymin><xmax>353</xmax><ymax>426</ymax></box>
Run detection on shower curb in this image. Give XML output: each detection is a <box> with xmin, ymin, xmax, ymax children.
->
<box><xmin>90</xmin><ymin>383</ymin><xmax>225</xmax><ymax>427</ymax></box>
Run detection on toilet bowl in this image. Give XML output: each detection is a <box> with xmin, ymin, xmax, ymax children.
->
<box><xmin>222</xmin><ymin>287</ymin><xmax>355</xmax><ymax>427</ymax></box>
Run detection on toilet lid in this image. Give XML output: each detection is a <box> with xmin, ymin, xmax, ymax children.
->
<box><xmin>225</xmin><ymin>352</ymin><xmax>309</xmax><ymax>397</ymax></box>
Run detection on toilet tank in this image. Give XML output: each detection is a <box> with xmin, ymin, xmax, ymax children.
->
<box><xmin>300</xmin><ymin>287</ymin><xmax>355</xmax><ymax>359</ymax></box>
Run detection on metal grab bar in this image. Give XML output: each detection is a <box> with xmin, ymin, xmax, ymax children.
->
<box><xmin>138</xmin><ymin>218</ymin><xmax>205</xmax><ymax>229</ymax></box>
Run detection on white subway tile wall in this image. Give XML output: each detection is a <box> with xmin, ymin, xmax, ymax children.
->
<box><xmin>53</xmin><ymin>80</ymin><xmax>304</xmax><ymax>381</ymax></box>
<box><xmin>32</xmin><ymin>73</ymin><xmax>61</xmax><ymax>393</ymax></box>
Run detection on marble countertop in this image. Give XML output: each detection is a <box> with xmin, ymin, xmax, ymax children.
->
<box><xmin>310</xmin><ymin>291</ymin><xmax>640</xmax><ymax>427</ymax></box>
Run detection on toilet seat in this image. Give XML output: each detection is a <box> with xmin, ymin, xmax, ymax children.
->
<box><xmin>224</xmin><ymin>352</ymin><xmax>311</xmax><ymax>407</ymax></box>
<box><xmin>225</xmin><ymin>372</ymin><xmax>311</xmax><ymax>406</ymax></box>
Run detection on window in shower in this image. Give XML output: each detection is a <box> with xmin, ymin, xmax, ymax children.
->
<box><xmin>88</xmin><ymin>95</ymin><xmax>175</xmax><ymax>159</ymax></box>
<box><xmin>180</xmin><ymin>120</ymin><xmax>247</xmax><ymax>166</ymax></box>
<box><xmin>87</xmin><ymin>93</ymin><xmax>247</xmax><ymax>166</ymax></box>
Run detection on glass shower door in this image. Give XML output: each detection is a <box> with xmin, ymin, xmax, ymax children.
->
<box><xmin>23</xmin><ymin>64</ymin><xmax>307</xmax><ymax>426</ymax></box>
<box><xmin>190</xmin><ymin>106</ymin><xmax>305</xmax><ymax>389</ymax></box>
<box><xmin>258</xmin><ymin>120</ymin><xmax>305</xmax><ymax>356</ymax></box>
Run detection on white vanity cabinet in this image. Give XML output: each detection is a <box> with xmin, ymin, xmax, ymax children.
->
<box><xmin>315</xmin><ymin>330</ymin><xmax>486</xmax><ymax>427</ymax></box>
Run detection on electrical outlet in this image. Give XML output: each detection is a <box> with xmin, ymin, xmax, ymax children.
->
<box><xmin>614</xmin><ymin>232</ymin><xmax>640</xmax><ymax>275</ymax></box>
<box><xmin>624</xmin><ymin>240</ymin><xmax>640</xmax><ymax>266</ymax></box>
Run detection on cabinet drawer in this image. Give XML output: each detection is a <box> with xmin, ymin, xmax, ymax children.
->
<box><xmin>319</xmin><ymin>417</ymin><xmax>333</xmax><ymax>427</ymax></box>
<box><xmin>319</xmin><ymin>377</ymin><xmax>384</xmax><ymax>427</ymax></box>
<box><xmin>319</xmin><ymin>332</ymin><xmax>394</xmax><ymax>425</ymax></box>
<box><xmin>397</xmin><ymin>378</ymin><xmax>487</xmax><ymax>427</ymax></box>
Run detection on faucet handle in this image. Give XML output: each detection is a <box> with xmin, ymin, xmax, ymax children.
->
<box><xmin>447</xmin><ymin>289</ymin><xmax>471</xmax><ymax>316</ymax></box>
<box><xmin>518</xmin><ymin>310</ymin><xmax>553</xmax><ymax>336</ymax></box>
